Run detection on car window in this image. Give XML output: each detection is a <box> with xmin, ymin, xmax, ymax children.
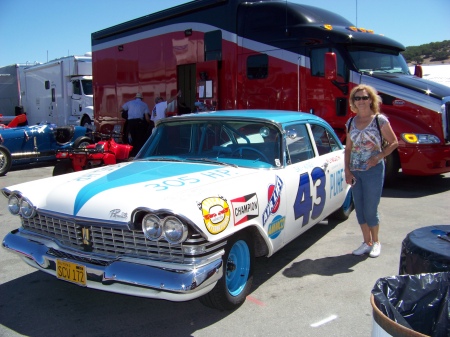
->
<box><xmin>285</xmin><ymin>124</ymin><xmax>314</xmax><ymax>164</ymax></box>
<box><xmin>142</xmin><ymin>120</ymin><xmax>282</xmax><ymax>168</ymax></box>
<box><xmin>310</xmin><ymin>124</ymin><xmax>341</xmax><ymax>155</ymax></box>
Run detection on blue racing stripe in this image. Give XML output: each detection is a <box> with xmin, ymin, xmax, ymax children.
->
<box><xmin>73</xmin><ymin>162</ymin><xmax>213</xmax><ymax>215</ymax></box>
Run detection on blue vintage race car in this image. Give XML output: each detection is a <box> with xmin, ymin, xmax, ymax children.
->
<box><xmin>0</xmin><ymin>121</ymin><xmax>91</xmax><ymax>175</ymax></box>
<box><xmin>2</xmin><ymin>110</ymin><xmax>353</xmax><ymax>310</ymax></box>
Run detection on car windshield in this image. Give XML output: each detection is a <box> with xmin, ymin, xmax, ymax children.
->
<box><xmin>348</xmin><ymin>46</ymin><xmax>410</xmax><ymax>75</ymax></box>
<box><xmin>137</xmin><ymin>119</ymin><xmax>283</xmax><ymax>168</ymax></box>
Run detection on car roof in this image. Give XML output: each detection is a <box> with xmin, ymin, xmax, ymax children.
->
<box><xmin>167</xmin><ymin>110</ymin><xmax>326</xmax><ymax>125</ymax></box>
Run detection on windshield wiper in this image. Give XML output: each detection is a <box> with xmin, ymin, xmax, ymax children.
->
<box><xmin>143</xmin><ymin>157</ymin><xmax>185</xmax><ymax>162</ymax></box>
<box><xmin>185</xmin><ymin>157</ymin><xmax>238</xmax><ymax>168</ymax></box>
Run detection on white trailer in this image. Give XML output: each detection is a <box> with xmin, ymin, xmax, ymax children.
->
<box><xmin>0</xmin><ymin>63</ymin><xmax>33</xmax><ymax>124</ymax></box>
<box><xmin>23</xmin><ymin>54</ymin><xmax>93</xmax><ymax>127</ymax></box>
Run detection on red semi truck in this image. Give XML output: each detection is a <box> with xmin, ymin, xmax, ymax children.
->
<box><xmin>91</xmin><ymin>0</ymin><xmax>450</xmax><ymax>182</ymax></box>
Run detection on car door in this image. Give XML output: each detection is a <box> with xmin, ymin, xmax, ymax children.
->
<box><xmin>280</xmin><ymin>121</ymin><xmax>346</xmax><ymax>245</ymax></box>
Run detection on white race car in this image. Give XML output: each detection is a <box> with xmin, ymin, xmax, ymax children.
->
<box><xmin>2</xmin><ymin>110</ymin><xmax>353</xmax><ymax>310</ymax></box>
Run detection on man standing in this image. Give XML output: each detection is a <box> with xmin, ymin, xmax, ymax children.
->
<box><xmin>120</xmin><ymin>92</ymin><xmax>150</xmax><ymax>156</ymax></box>
<box><xmin>151</xmin><ymin>90</ymin><xmax>182</xmax><ymax>124</ymax></box>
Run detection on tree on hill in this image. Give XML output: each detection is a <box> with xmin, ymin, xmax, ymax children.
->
<box><xmin>402</xmin><ymin>40</ymin><xmax>450</xmax><ymax>64</ymax></box>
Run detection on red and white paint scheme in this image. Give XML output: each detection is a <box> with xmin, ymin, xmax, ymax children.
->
<box><xmin>91</xmin><ymin>0</ymin><xmax>450</xmax><ymax>182</ymax></box>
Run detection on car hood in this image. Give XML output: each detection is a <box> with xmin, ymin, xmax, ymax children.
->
<box><xmin>5</xmin><ymin>160</ymin><xmax>258</xmax><ymax>223</ymax></box>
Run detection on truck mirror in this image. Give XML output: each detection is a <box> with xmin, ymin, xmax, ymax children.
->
<box><xmin>45</xmin><ymin>80</ymin><xmax>50</xmax><ymax>90</ymax></box>
<box><xmin>414</xmin><ymin>64</ymin><xmax>423</xmax><ymax>78</ymax></box>
<box><xmin>324</xmin><ymin>52</ymin><xmax>337</xmax><ymax>81</ymax></box>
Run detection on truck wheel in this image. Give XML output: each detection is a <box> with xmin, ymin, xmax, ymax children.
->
<box><xmin>384</xmin><ymin>150</ymin><xmax>400</xmax><ymax>187</ymax></box>
<box><xmin>329</xmin><ymin>187</ymin><xmax>354</xmax><ymax>220</ymax></box>
<box><xmin>81</xmin><ymin>116</ymin><xmax>92</xmax><ymax>128</ymax></box>
<box><xmin>73</xmin><ymin>136</ymin><xmax>93</xmax><ymax>148</ymax></box>
<box><xmin>0</xmin><ymin>146</ymin><xmax>12</xmax><ymax>176</ymax></box>
<box><xmin>53</xmin><ymin>161</ymin><xmax>74</xmax><ymax>176</ymax></box>
<box><xmin>200</xmin><ymin>232</ymin><xmax>254</xmax><ymax>310</ymax></box>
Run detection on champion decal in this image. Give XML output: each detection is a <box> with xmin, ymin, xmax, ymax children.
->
<box><xmin>230</xmin><ymin>193</ymin><xmax>259</xmax><ymax>226</ymax></box>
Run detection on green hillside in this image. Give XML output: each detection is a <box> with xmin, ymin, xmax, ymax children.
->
<box><xmin>402</xmin><ymin>40</ymin><xmax>450</xmax><ymax>64</ymax></box>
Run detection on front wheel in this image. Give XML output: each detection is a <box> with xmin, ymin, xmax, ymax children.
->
<box><xmin>384</xmin><ymin>150</ymin><xmax>400</xmax><ymax>187</ymax></box>
<box><xmin>200</xmin><ymin>233</ymin><xmax>254</xmax><ymax>310</ymax></box>
<box><xmin>73</xmin><ymin>136</ymin><xmax>93</xmax><ymax>149</ymax></box>
<box><xmin>80</xmin><ymin>116</ymin><xmax>92</xmax><ymax>129</ymax></box>
<box><xmin>0</xmin><ymin>145</ymin><xmax>12</xmax><ymax>176</ymax></box>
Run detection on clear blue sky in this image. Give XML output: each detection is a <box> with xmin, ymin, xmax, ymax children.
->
<box><xmin>1</xmin><ymin>0</ymin><xmax>448</xmax><ymax>67</ymax></box>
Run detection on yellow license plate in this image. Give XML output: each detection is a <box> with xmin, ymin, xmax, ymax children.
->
<box><xmin>56</xmin><ymin>260</ymin><xmax>87</xmax><ymax>286</ymax></box>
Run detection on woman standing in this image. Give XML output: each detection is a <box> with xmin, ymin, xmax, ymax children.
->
<box><xmin>345</xmin><ymin>84</ymin><xmax>398</xmax><ymax>258</ymax></box>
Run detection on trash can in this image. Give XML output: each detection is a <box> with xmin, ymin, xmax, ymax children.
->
<box><xmin>399</xmin><ymin>225</ymin><xmax>450</xmax><ymax>275</ymax></box>
<box><xmin>371</xmin><ymin>272</ymin><xmax>449</xmax><ymax>337</ymax></box>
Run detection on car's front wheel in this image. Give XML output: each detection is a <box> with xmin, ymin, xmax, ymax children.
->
<box><xmin>73</xmin><ymin>136</ymin><xmax>93</xmax><ymax>149</ymax></box>
<box><xmin>0</xmin><ymin>145</ymin><xmax>12</xmax><ymax>176</ymax></box>
<box><xmin>200</xmin><ymin>232</ymin><xmax>254</xmax><ymax>310</ymax></box>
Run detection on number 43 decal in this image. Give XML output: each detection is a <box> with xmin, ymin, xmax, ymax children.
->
<box><xmin>293</xmin><ymin>167</ymin><xmax>326</xmax><ymax>225</ymax></box>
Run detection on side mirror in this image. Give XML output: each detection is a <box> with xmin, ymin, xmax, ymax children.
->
<box><xmin>414</xmin><ymin>64</ymin><xmax>423</xmax><ymax>78</ymax></box>
<box><xmin>324</xmin><ymin>52</ymin><xmax>337</xmax><ymax>81</ymax></box>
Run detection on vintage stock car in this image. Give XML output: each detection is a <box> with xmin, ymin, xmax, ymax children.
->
<box><xmin>2</xmin><ymin>110</ymin><xmax>353</xmax><ymax>310</ymax></box>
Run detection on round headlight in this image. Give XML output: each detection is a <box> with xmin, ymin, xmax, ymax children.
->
<box><xmin>163</xmin><ymin>216</ymin><xmax>188</xmax><ymax>244</ymax></box>
<box><xmin>20</xmin><ymin>198</ymin><xmax>36</xmax><ymax>218</ymax></box>
<box><xmin>8</xmin><ymin>195</ymin><xmax>20</xmax><ymax>215</ymax></box>
<box><xmin>142</xmin><ymin>214</ymin><xmax>162</xmax><ymax>240</ymax></box>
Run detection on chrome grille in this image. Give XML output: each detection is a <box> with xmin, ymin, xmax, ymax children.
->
<box><xmin>90</xmin><ymin>226</ymin><xmax>184</xmax><ymax>261</ymax></box>
<box><xmin>22</xmin><ymin>214</ymin><xmax>223</xmax><ymax>264</ymax></box>
<box><xmin>24</xmin><ymin>213</ymin><xmax>83</xmax><ymax>249</ymax></box>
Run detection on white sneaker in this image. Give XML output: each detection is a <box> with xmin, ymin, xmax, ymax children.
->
<box><xmin>369</xmin><ymin>242</ymin><xmax>381</xmax><ymax>258</ymax></box>
<box><xmin>352</xmin><ymin>242</ymin><xmax>372</xmax><ymax>256</ymax></box>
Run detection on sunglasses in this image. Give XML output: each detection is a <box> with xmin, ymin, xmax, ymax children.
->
<box><xmin>354</xmin><ymin>96</ymin><xmax>370</xmax><ymax>101</ymax></box>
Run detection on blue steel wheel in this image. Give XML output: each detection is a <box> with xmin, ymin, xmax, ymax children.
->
<box><xmin>226</xmin><ymin>239</ymin><xmax>251</xmax><ymax>296</ymax></box>
<box><xmin>330</xmin><ymin>187</ymin><xmax>354</xmax><ymax>220</ymax></box>
<box><xmin>199</xmin><ymin>233</ymin><xmax>254</xmax><ymax>310</ymax></box>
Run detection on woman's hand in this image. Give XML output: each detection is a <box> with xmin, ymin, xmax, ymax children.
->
<box><xmin>345</xmin><ymin>170</ymin><xmax>355</xmax><ymax>185</ymax></box>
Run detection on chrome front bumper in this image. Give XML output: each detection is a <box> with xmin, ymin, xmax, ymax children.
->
<box><xmin>3</xmin><ymin>229</ymin><xmax>224</xmax><ymax>302</ymax></box>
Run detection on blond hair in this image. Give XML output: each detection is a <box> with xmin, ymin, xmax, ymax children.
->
<box><xmin>349</xmin><ymin>84</ymin><xmax>382</xmax><ymax>114</ymax></box>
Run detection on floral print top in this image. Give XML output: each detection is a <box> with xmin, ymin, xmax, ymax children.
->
<box><xmin>346</xmin><ymin>114</ymin><xmax>388</xmax><ymax>171</ymax></box>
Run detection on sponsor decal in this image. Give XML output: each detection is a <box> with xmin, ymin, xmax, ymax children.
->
<box><xmin>198</xmin><ymin>196</ymin><xmax>231</xmax><ymax>234</ymax></box>
<box><xmin>267</xmin><ymin>215</ymin><xmax>285</xmax><ymax>239</ymax></box>
<box><xmin>230</xmin><ymin>193</ymin><xmax>259</xmax><ymax>226</ymax></box>
<box><xmin>262</xmin><ymin>175</ymin><xmax>284</xmax><ymax>226</ymax></box>
<box><xmin>393</xmin><ymin>99</ymin><xmax>405</xmax><ymax>106</ymax></box>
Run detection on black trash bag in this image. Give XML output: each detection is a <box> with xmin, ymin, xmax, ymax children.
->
<box><xmin>372</xmin><ymin>272</ymin><xmax>449</xmax><ymax>337</ymax></box>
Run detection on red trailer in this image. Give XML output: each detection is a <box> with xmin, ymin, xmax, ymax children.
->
<box><xmin>91</xmin><ymin>0</ymin><xmax>450</xmax><ymax>182</ymax></box>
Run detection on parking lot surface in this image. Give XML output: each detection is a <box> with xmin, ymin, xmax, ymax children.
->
<box><xmin>1</xmin><ymin>164</ymin><xmax>449</xmax><ymax>337</ymax></box>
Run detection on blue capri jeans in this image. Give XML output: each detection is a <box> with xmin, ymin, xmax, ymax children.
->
<box><xmin>351</xmin><ymin>161</ymin><xmax>384</xmax><ymax>227</ymax></box>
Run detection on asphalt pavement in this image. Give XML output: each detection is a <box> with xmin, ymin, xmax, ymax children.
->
<box><xmin>0</xmin><ymin>163</ymin><xmax>449</xmax><ymax>337</ymax></box>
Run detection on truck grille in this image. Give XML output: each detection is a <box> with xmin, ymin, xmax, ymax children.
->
<box><xmin>22</xmin><ymin>213</ymin><xmax>223</xmax><ymax>264</ymax></box>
